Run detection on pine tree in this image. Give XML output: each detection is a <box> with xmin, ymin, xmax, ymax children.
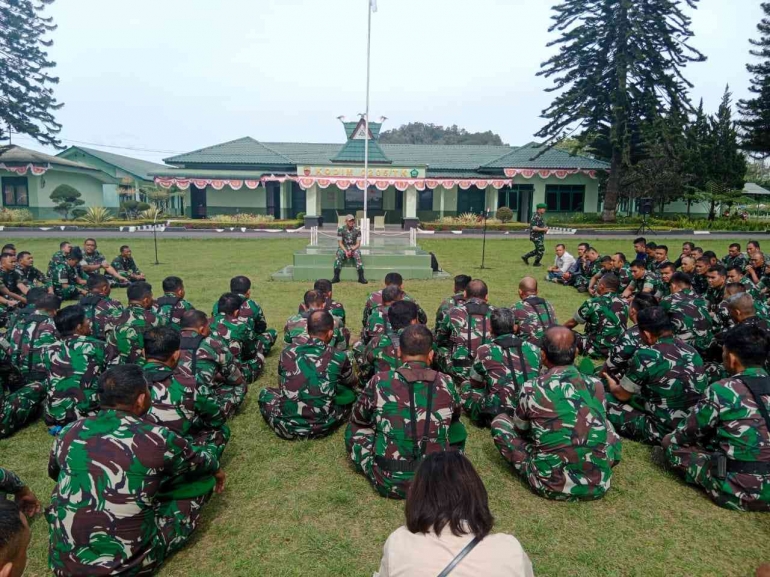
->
<box><xmin>536</xmin><ymin>0</ymin><xmax>705</xmax><ymax>222</ymax></box>
<box><xmin>681</xmin><ymin>100</ymin><xmax>712</xmax><ymax>216</ymax></box>
<box><xmin>0</xmin><ymin>0</ymin><xmax>63</xmax><ymax>146</ymax></box>
<box><xmin>738</xmin><ymin>3</ymin><xmax>770</xmax><ymax>159</ymax></box>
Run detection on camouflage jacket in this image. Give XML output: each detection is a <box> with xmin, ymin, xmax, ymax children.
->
<box><xmin>362</xmin><ymin>327</ymin><xmax>404</xmax><ymax>381</ymax></box>
<box><xmin>363</xmin><ymin>290</ymin><xmax>427</xmax><ymax>327</ymax></box>
<box><xmin>16</xmin><ymin>264</ymin><xmax>50</xmax><ymax>288</ymax></box>
<box><xmin>529</xmin><ymin>213</ymin><xmax>545</xmax><ymax>241</ymax></box>
<box><xmin>43</xmin><ymin>335</ymin><xmax>109</xmax><ymax>427</ymax></box>
<box><xmin>47</xmin><ymin>250</ymin><xmax>67</xmax><ymax>274</ymax></box>
<box><xmin>363</xmin><ymin>304</ymin><xmax>391</xmax><ymax>343</ymax></box>
<box><xmin>143</xmin><ymin>361</ymin><xmax>229</xmax><ymax>438</ymax></box>
<box><xmin>213</xmin><ymin>293</ymin><xmax>269</xmax><ymax>335</ymax></box>
<box><xmin>79</xmin><ymin>293</ymin><xmax>124</xmax><ymax>340</ymax></box>
<box><xmin>0</xmin><ymin>267</ymin><xmax>26</xmax><ymax>295</ymax></box>
<box><xmin>619</xmin><ymin>336</ymin><xmax>709</xmax><ymax>431</ymax></box>
<box><xmin>705</xmin><ymin>285</ymin><xmax>726</xmax><ymax>313</ymax></box>
<box><xmin>511</xmin><ymin>296</ymin><xmax>557</xmax><ymax>346</ymax></box>
<box><xmin>155</xmin><ymin>293</ymin><xmax>195</xmax><ymax>329</ymax></box>
<box><xmin>465</xmin><ymin>334</ymin><xmax>541</xmax><ymax>420</ymax></box>
<box><xmin>110</xmin><ymin>255</ymin><xmax>142</xmax><ymax>278</ymax></box>
<box><xmin>274</xmin><ymin>337</ymin><xmax>356</xmax><ymax>435</ymax></box>
<box><xmin>627</xmin><ymin>272</ymin><xmax>665</xmax><ymax>299</ymax></box>
<box><xmin>50</xmin><ymin>262</ymin><xmax>86</xmax><ymax>296</ymax></box>
<box><xmin>178</xmin><ymin>329</ymin><xmax>245</xmax><ymax>389</ymax></box>
<box><xmin>692</xmin><ymin>273</ymin><xmax>709</xmax><ymax>295</ymax></box>
<box><xmin>574</xmin><ymin>292</ymin><xmax>629</xmax><ymax>352</ymax></box>
<box><xmin>661</xmin><ymin>289</ymin><xmax>714</xmax><ymax>352</ymax></box>
<box><xmin>604</xmin><ymin>325</ymin><xmax>642</xmax><ymax>380</ymax></box>
<box><xmin>283</xmin><ymin>311</ymin><xmax>346</xmax><ymax>351</ymax></box>
<box><xmin>297</xmin><ymin>297</ymin><xmax>346</xmax><ymax>327</ymax></box>
<box><xmin>106</xmin><ymin>305</ymin><xmax>159</xmax><ymax>365</ymax></box>
<box><xmin>435</xmin><ymin>298</ymin><xmax>495</xmax><ymax>366</ymax></box>
<box><xmin>338</xmin><ymin>225</ymin><xmax>361</xmax><ymax>250</ymax></box>
<box><xmin>47</xmin><ymin>409</ymin><xmax>220</xmax><ymax>576</ymax></box>
<box><xmin>8</xmin><ymin>310</ymin><xmax>58</xmax><ymax>379</ymax></box>
<box><xmin>513</xmin><ymin>364</ymin><xmax>618</xmax><ymax>500</ymax></box>
<box><xmin>0</xmin><ymin>467</ymin><xmax>23</xmax><ymax>494</ymax></box>
<box><xmin>210</xmin><ymin>313</ymin><xmax>259</xmax><ymax>365</ymax></box>
<box><xmin>614</xmin><ymin>264</ymin><xmax>633</xmax><ymax>291</ymax></box>
<box><xmin>723</xmin><ymin>253</ymin><xmax>748</xmax><ymax>272</ymax></box>
<box><xmin>82</xmin><ymin>249</ymin><xmax>108</xmax><ymax>274</ymax></box>
<box><xmin>435</xmin><ymin>293</ymin><xmax>466</xmax><ymax>332</ymax></box>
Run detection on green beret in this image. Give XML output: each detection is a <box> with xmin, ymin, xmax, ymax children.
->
<box><xmin>536</xmin><ymin>203</ymin><xmax>548</xmax><ymax>209</ymax></box>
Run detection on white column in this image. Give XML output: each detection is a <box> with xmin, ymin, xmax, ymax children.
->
<box><xmin>404</xmin><ymin>186</ymin><xmax>417</xmax><ymax>218</ymax></box>
<box><xmin>280</xmin><ymin>181</ymin><xmax>291</xmax><ymax>219</ymax></box>
<box><xmin>306</xmin><ymin>184</ymin><xmax>319</xmax><ymax>216</ymax></box>
<box><xmin>439</xmin><ymin>186</ymin><xmax>445</xmax><ymax>218</ymax></box>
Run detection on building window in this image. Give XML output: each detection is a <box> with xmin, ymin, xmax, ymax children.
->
<box><xmin>498</xmin><ymin>184</ymin><xmax>533</xmax><ymax>211</ymax></box>
<box><xmin>545</xmin><ymin>184</ymin><xmax>584</xmax><ymax>212</ymax></box>
<box><xmin>417</xmin><ymin>189</ymin><xmax>433</xmax><ymax>211</ymax></box>
<box><xmin>2</xmin><ymin>177</ymin><xmax>29</xmax><ymax>207</ymax></box>
<box><xmin>345</xmin><ymin>187</ymin><xmax>383</xmax><ymax>211</ymax></box>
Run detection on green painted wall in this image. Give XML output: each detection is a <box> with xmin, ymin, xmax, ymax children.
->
<box><xmin>205</xmin><ymin>185</ymin><xmax>265</xmax><ymax>216</ymax></box>
<box><xmin>0</xmin><ymin>169</ymin><xmax>108</xmax><ymax>219</ymax></box>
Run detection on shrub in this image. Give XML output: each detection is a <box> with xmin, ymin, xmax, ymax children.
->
<box><xmin>50</xmin><ymin>184</ymin><xmax>85</xmax><ymax>220</ymax></box>
<box><xmin>140</xmin><ymin>204</ymin><xmax>163</xmax><ymax>221</ymax></box>
<box><xmin>496</xmin><ymin>206</ymin><xmax>514</xmax><ymax>223</ymax></box>
<box><xmin>296</xmin><ymin>212</ymin><xmax>306</xmax><ymax>222</ymax></box>
<box><xmin>209</xmin><ymin>213</ymin><xmax>277</xmax><ymax>224</ymax></box>
<box><xmin>78</xmin><ymin>207</ymin><xmax>115</xmax><ymax>224</ymax></box>
<box><xmin>0</xmin><ymin>208</ymin><xmax>33</xmax><ymax>222</ymax></box>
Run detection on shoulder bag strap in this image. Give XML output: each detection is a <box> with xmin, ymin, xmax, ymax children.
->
<box><xmin>739</xmin><ymin>376</ymin><xmax>770</xmax><ymax>433</ymax></box>
<box><xmin>418</xmin><ymin>373</ymin><xmax>437</xmax><ymax>456</ymax></box>
<box><xmin>503</xmin><ymin>341</ymin><xmax>528</xmax><ymax>387</ymax></box>
<box><xmin>436</xmin><ymin>535</ymin><xmax>483</xmax><ymax>577</ymax></box>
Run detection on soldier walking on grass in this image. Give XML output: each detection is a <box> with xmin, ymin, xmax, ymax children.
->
<box><xmin>522</xmin><ymin>203</ymin><xmax>548</xmax><ymax>267</ymax></box>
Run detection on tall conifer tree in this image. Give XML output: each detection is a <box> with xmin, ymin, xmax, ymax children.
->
<box><xmin>536</xmin><ymin>0</ymin><xmax>705</xmax><ymax>221</ymax></box>
<box><xmin>738</xmin><ymin>3</ymin><xmax>770</xmax><ymax>159</ymax></box>
<box><xmin>0</xmin><ymin>0</ymin><xmax>62</xmax><ymax>146</ymax></box>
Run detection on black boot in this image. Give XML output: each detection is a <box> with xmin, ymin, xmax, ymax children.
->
<box><xmin>357</xmin><ymin>269</ymin><xmax>368</xmax><ymax>285</ymax></box>
<box><xmin>332</xmin><ymin>268</ymin><xmax>341</xmax><ymax>284</ymax></box>
<box><xmin>521</xmin><ymin>255</ymin><xmax>530</xmax><ymax>265</ymax></box>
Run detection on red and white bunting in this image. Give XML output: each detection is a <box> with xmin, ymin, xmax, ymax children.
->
<box><xmin>503</xmin><ymin>167</ymin><xmax>601</xmax><ymax>180</ymax></box>
<box><xmin>0</xmin><ymin>163</ymin><xmax>50</xmax><ymax>176</ymax></box>
<box><xmin>245</xmin><ymin>180</ymin><xmax>260</xmax><ymax>189</ymax></box>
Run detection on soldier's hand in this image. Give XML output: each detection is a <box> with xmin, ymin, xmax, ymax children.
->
<box><xmin>15</xmin><ymin>486</ymin><xmax>41</xmax><ymax>517</ymax></box>
<box><xmin>213</xmin><ymin>469</ymin><xmax>226</xmax><ymax>494</ymax></box>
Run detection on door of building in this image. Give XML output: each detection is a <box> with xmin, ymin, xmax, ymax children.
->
<box><xmin>518</xmin><ymin>187</ymin><xmax>533</xmax><ymax>223</ymax></box>
<box><xmin>290</xmin><ymin>182</ymin><xmax>306</xmax><ymax>218</ymax></box>
<box><xmin>190</xmin><ymin>185</ymin><xmax>207</xmax><ymax>219</ymax></box>
<box><xmin>457</xmin><ymin>186</ymin><xmax>486</xmax><ymax>215</ymax></box>
<box><xmin>266</xmin><ymin>183</ymin><xmax>281</xmax><ymax>219</ymax></box>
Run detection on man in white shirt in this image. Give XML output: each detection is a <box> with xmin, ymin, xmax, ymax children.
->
<box><xmin>546</xmin><ymin>244</ymin><xmax>576</xmax><ymax>283</ymax></box>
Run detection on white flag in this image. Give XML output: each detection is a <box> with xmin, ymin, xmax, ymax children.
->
<box><xmin>370</xmin><ymin>0</ymin><xmax>377</xmax><ymax>12</ymax></box>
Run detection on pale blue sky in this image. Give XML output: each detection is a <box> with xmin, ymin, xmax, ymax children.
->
<box><xmin>12</xmin><ymin>0</ymin><xmax>766</xmax><ymax>163</ymax></box>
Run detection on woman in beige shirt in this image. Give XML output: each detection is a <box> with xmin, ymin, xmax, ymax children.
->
<box><xmin>374</xmin><ymin>452</ymin><xmax>534</xmax><ymax>577</ymax></box>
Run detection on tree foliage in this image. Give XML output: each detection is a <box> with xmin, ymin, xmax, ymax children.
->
<box><xmin>738</xmin><ymin>2</ymin><xmax>770</xmax><ymax>159</ymax></box>
<box><xmin>536</xmin><ymin>0</ymin><xmax>705</xmax><ymax>222</ymax></box>
<box><xmin>50</xmin><ymin>184</ymin><xmax>84</xmax><ymax>220</ymax></box>
<box><xmin>0</xmin><ymin>0</ymin><xmax>63</xmax><ymax>146</ymax></box>
<box><xmin>379</xmin><ymin>122</ymin><xmax>504</xmax><ymax>145</ymax></box>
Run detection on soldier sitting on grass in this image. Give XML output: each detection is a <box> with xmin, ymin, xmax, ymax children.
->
<box><xmin>360</xmin><ymin>300</ymin><xmax>421</xmax><ymax>386</ymax></box>
<box><xmin>603</xmin><ymin>293</ymin><xmax>659</xmax><ymax>381</ymax></box>
<box><xmin>434</xmin><ymin>274</ymin><xmax>471</xmax><ymax>332</ymax></box>
<box><xmin>210</xmin><ymin>292</ymin><xmax>263</xmax><ymax>383</ymax></box>
<box><xmin>510</xmin><ymin>276</ymin><xmax>557</xmax><ymax>347</ymax></box>
<box><xmin>51</xmin><ymin>249</ymin><xmax>88</xmax><ymax>301</ymax></box>
<box><xmin>214</xmin><ymin>275</ymin><xmax>277</xmax><ymax>356</ymax></box>
<box><xmin>78</xmin><ymin>274</ymin><xmax>124</xmax><ymax>341</ymax></box>
<box><xmin>363</xmin><ymin>272</ymin><xmax>427</xmax><ymax>328</ymax></box>
<box><xmin>106</xmin><ymin>281</ymin><xmax>159</xmax><ymax>366</ymax></box>
<box><xmin>108</xmin><ymin>244</ymin><xmax>145</xmax><ymax>283</ymax></box>
<box><xmin>297</xmin><ymin>279</ymin><xmax>350</xmax><ymax>345</ymax></box>
<box><xmin>284</xmin><ymin>290</ymin><xmax>347</xmax><ymax>351</ymax></box>
<box><xmin>155</xmin><ymin>276</ymin><xmax>195</xmax><ymax>330</ymax></box>
<box><xmin>259</xmin><ymin>310</ymin><xmax>357</xmax><ymax>441</ymax></box>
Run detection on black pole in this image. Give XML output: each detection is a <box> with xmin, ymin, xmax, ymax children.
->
<box><xmin>480</xmin><ymin>208</ymin><xmax>489</xmax><ymax>269</ymax></box>
<box><xmin>153</xmin><ymin>213</ymin><xmax>160</xmax><ymax>265</ymax></box>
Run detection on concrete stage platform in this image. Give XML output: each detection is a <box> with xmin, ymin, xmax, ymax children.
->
<box><xmin>271</xmin><ymin>233</ymin><xmax>450</xmax><ymax>282</ymax></box>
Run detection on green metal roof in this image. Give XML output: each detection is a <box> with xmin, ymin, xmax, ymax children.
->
<box><xmin>382</xmin><ymin>144</ymin><xmax>513</xmax><ymax>170</ymax></box>
<box><xmin>332</xmin><ymin>139</ymin><xmax>391</xmax><ymax>164</ymax></box>
<box><xmin>481</xmin><ymin>142</ymin><xmax>610</xmax><ymax>170</ymax></box>
<box><xmin>165</xmin><ymin>137</ymin><xmax>295</xmax><ymax>166</ymax></box>
<box><xmin>57</xmin><ymin>146</ymin><xmax>167</xmax><ymax>181</ymax></box>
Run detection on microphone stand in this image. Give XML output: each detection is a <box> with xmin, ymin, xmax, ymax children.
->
<box><xmin>480</xmin><ymin>208</ymin><xmax>490</xmax><ymax>269</ymax></box>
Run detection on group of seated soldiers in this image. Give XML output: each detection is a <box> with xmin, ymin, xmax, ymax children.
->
<box><xmin>2</xmin><ymin>238</ymin><xmax>770</xmax><ymax>575</ymax></box>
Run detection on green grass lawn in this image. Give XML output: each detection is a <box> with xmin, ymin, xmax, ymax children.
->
<box><xmin>2</xmin><ymin>236</ymin><xmax>769</xmax><ymax>577</ymax></box>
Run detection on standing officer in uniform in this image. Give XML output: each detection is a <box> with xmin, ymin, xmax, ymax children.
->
<box><xmin>522</xmin><ymin>203</ymin><xmax>548</xmax><ymax>267</ymax></box>
<box><xmin>332</xmin><ymin>214</ymin><xmax>368</xmax><ymax>285</ymax></box>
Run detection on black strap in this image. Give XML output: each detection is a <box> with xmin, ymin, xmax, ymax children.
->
<box><xmin>498</xmin><ymin>336</ymin><xmax>528</xmax><ymax>387</ymax></box>
<box><xmin>436</xmin><ymin>536</ymin><xmax>483</xmax><ymax>577</ymax></box>
<box><xmin>739</xmin><ymin>376</ymin><xmax>770</xmax><ymax>434</ymax></box>
<box><xmin>80</xmin><ymin>295</ymin><xmax>104</xmax><ymax>337</ymax></box>
<box><xmin>144</xmin><ymin>368</ymin><xmax>171</xmax><ymax>384</ymax></box>
<box><xmin>525</xmin><ymin>296</ymin><xmax>553</xmax><ymax>330</ymax></box>
<box><xmin>180</xmin><ymin>334</ymin><xmax>205</xmax><ymax>375</ymax></box>
<box><xmin>727</xmin><ymin>460</ymin><xmax>770</xmax><ymax>474</ymax></box>
<box><xmin>465</xmin><ymin>302</ymin><xmax>489</xmax><ymax>358</ymax></box>
<box><xmin>156</xmin><ymin>296</ymin><xmax>181</xmax><ymax>307</ymax></box>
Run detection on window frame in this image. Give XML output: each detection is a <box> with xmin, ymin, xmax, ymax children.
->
<box><xmin>1</xmin><ymin>177</ymin><xmax>29</xmax><ymax>207</ymax></box>
<box><xmin>544</xmin><ymin>184</ymin><xmax>584</xmax><ymax>213</ymax></box>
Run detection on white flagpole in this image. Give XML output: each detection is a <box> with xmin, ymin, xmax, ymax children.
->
<box><xmin>363</xmin><ymin>0</ymin><xmax>372</xmax><ymax>224</ymax></box>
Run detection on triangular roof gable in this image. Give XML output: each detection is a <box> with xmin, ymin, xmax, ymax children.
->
<box><xmin>58</xmin><ymin>146</ymin><xmax>166</xmax><ymax>181</ymax></box>
<box><xmin>332</xmin><ymin>118</ymin><xmax>391</xmax><ymax>164</ymax></box>
<box><xmin>164</xmin><ymin>136</ymin><xmax>294</xmax><ymax>166</ymax></box>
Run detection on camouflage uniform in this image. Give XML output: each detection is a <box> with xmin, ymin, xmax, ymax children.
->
<box><xmin>47</xmin><ymin>409</ymin><xmax>221</xmax><ymax>577</ymax></box>
<box><xmin>664</xmin><ymin>368</ymin><xmax>770</xmax><ymax>511</ymax></box>
<box><xmin>692</xmin><ymin>273</ymin><xmax>709</xmax><ymax>295</ymax></box>
<box><xmin>346</xmin><ymin>362</ymin><xmax>464</xmax><ymax>499</ymax></box>
<box><xmin>461</xmin><ymin>334</ymin><xmax>541</xmax><ymax>426</ymax></box>
<box><xmin>110</xmin><ymin>254</ymin><xmax>143</xmax><ymax>281</ymax></box>
<box><xmin>214</xmin><ymin>293</ymin><xmax>278</xmax><ymax>355</ymax></box>
<box><xmin>1</xmin><ymin>323</ymin><xmax>46</xmax><ymax>438</ymax></box>
<box><xmin>283</xmin><ymin>311</ymin><xmax>347</xmax><ymax>352</ymax></box>
<box><xmin>435</xmin><ymin>293</ymin><xmax>466</xmax><ymax>333</ymax></box>
<box><xmin>82</xmin><ymin>249</ymin><xmax>109</xmax><ymax>277</ymax></box>
<box><xmin>0</xmin><ymin>267</ymin><xmax>26</xmax><ymax>296</ymax></box>
<box><xmin>297</xmin><ymin>297</ymin><xmax>350</xmax><ymax>345</ymax></box>
<box><xmin>603</xmin><ymin>325</ymin><xmax>642</xmax><ymax>380</ymax></box>
<box><xmin>43</xmin><ymin>335</ymin><xmax>109</xmax><ymax>428</ymax></box>
<box><xmin>615</xmin><ymin>263</ymin><xmax>632</xmax><ymax>292</ymax></box>
<box><xmin>106</xmin><ymin>305</ymin><xmax>160</xmax><ymax>365</ymax></box>
<box><xmin>572</xmin><ymin>292</ymin><xmax>629</xmax><ymax>359</ymax></box>
<box><xmin>606</xmin><ymin>336</ymin><xmax>708</xmax><ymax>444</ymax></box>
<box><xmin>178</xmin><ymin>329</ymin><xmax>246</xmax><ymax>418</ymax></box>
<box><xmin>360</xmin><ymin>327</ymin><xmax>404</xmax><ymax>385</ymax></box>
<box><xmin>363</xmin><ymin>290</ymin><xmax>427</xmax><ymax>327</ymax></box>
<box><xmin>259</xmin><ymin>336</ymin><xmax>357</xmax><ymax>440</ymax></box>
<box><xmin>511</xmin><ymin>296</ymin><xmax>557</xmax><ymax>346</ymax></box>
<box><xmin>661</xmin><ymin>289</ymin><xmax>714</xmax><ymax>353</ymax></box>
<box><xmin>50</xmin><ymin>261</ymin><xmax>86</xmax><ymax>300</ymax></box>
<box><xmin>210</xmin><ymin>313</ymin><xmax>263</xmax><ymax>383</ymax></box>
<box><xmin>16</xmin><ymin>263</ymin><xmax>50</xmax><ymax>288</ymax></box>
<box><xmin>491</xmin><ymin>365</ymin><xmax>621</xmax><ymax>501</ymax></box>
<box><xmin>574</xmin><ymin>258</ymin><xmax>601</xmax><ymax>291</ymax></box>
<box><xmin>523</xmin><ymin>212</ymin><xmax>546</xmax><ymax>264</ymax></box>
<box><xmin>334</xmin><ymin>225</ymin><xmax>364</xmax><ymax>270</ymax></box>
<box><xmin>0</xmin><ymin>466</ymin><xmax>24</xmax><ymax>494</ymax></box>
<box><xmin>435</xmin><ymin>298</ymin><xmax>494</xmax><ymax>382</ymax></box>
<box><xmin>144</xmin><ymin>361</ymin><xmax>231</xmax><ymax>458</ymax></box>
<box><xmin>156</xmin><ymin>293</ymin><xmax>195</xmax><ymax>329</ymax></box>
<box><xmin>705</xmin><ymin>285</ymin><xmax>725</xmax><ymax>314</ymax></box>
<box><xmin>47</xmin><ymin>250</ymin><xmax>67</xmax><ymax>275</ymax></box>
<box><xmin>79</xmin><ymin>293</ymin><xmax>124</xmax><ymax>340</ymax></box>
<box><xmin>627</xmin><ymin>272</ymin><xmax>665</xmax><ymax>299</ymax></box>
<box><xmin>723</xmin><ymin>253</ymin><xmax>748</xmax><ymax>272</ymax></box>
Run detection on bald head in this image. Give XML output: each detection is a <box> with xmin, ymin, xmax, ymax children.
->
<box><xmin>727</xmin><ymin>292</ymin><xmax>755</xmax><ymax>323</ymax></box>
<box><xmin>541</xmin><ymin>326</ymin><xmax>576</xmax><ymax>367</ymax></box>
<box><xmin>465</xmin><ymin>279</ymin><xmax>488</xmax><ymax>300</ymax></box>
<box><xmin>518</xmin><ymin>276</ymin><xmax>538</xmax><ymax>297</ymax></box>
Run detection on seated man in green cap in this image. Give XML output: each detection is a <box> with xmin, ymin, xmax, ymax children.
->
<box><xmin>522</xmin><ymin>204</ymin><xmax>549</xmax><ymax>267</ymax></box>
<box><xmin>332</xmin><ymin>214</ymin><xmax>368</xmax><ymax>285</ymax></box>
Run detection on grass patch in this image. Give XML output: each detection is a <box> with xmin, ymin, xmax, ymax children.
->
<box><xmin>2</xmin><ymin>236</ymin><xmax>768</xmax><ymax>577</ymax></box>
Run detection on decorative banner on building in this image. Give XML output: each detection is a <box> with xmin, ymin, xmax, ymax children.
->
<box><xmin>0</xmin><ymin>163</ymin><xmax>49</xmax><ymax>176</ymax></box>
<box><xmin>503</xmin><ymin>168</ymin><xmax>599</xmax><ymax>179</ymax></box>
<box><xmin>298</xmin><ymin>165</ymin><xmax>427</xmax><ymax>179</ymax></box>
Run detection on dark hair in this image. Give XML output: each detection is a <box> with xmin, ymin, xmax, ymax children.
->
<box><xmin>144</xmin><ymin>326</ymin><xmax>181</xmax><ymax>360</ymax></box>
<box><xmin>696</xmin><ymin>256</ymin><xmax>710</xmax><ymax>265</ymax></box>
<box><xmin>729</xmin><ymin>243</ymin><xmax>741</xmax><ymax>251</ymax></box>
<box><xmin>119</xmin><ymin>245</ymin><xmax>130</xmax><ymax>252</ymax></box>
<box><xmin>36</xmin><ymin>294</ymin><xmax>61</xmax><ymax>312</ymax></box>
<box><xmin>599</xmin><ymin>273</ymin><xmax>620</xmax><ymax>292</ymax></box>
<box><xmin>586</xmin><ymin>246</ymin><xmax>598</xmax><ymax>254</ymax></box>
<box><xmin>303</xmin><ymin>290</ymin><xmax>324</xmax><ymax>308</ymax></box>
<box><xmin>389</xmin><ymin>300</ymin><xmax>419</xmax><ymax>331</ymax></box>
<box><xmin>400</xmin><ymin>324</ymin><xmax>433</xmax><ymax>356</ymax></box>
<box><xmin>637</xmin><ymin>307</ymin><xmax>672</xmax><ymax>335</ymax></box>
<box><xmin>405</xmin><ymin>452</ymin><xmax>494</xmax><ymax>539</ymax></box>
<box><xmin>633</xmin><ymin>237</ymin><xmax>646</xmax><ymax>245</ymax></box>
<box><xmin>218</xmin><ymin>292</ymin><xmax>243</xmax><ymax>316</ymax></box>
<box><xmin>631</xmin><ymin>260</ymin><xmax>646</xmax><ymax>270</ymax></box>
<box><xmin>382</xmin><ymin>284</ymin><xmax>403</xmax><ymax>304</ymax></box>
<box><xmin>682</xmin><ymin>242</ymin><xmax>695</xmax><ymax>250</ymax></box>
<box><xmin>230</xmin><ymin>275</ymin><xmax>251</xmax><ymax>293</ymax></box>
<box><xmin>631</xmin><ymin>292</ymin><xmax>659</xmax><ymax>312</ymax></box>
<box><xmin>181</xmin><ymin>309</ymin><xmax>209</xmax><ymax>329</ymax></box>
<box><xmin>1</xmin><ymin>243</ymin><xmax>14</xmax><ymax>251</ymax></box>
<box><xmin>599</xmin><ymin>255</ymin><xmax>612</xmax><ymax>264</ymax></box>
<box><xmin>453</xmin><ymin>274</ymin><xmax>472</xmax><ymax>293</ymax></box>
<box><xmin>669</xmin><ymin>272</ymin><xmax>692</xmax><ymax>287</ymax></box>
<box><xmin>307</xmin><ymin>310</ymin><xmax>334</xmax><ymax>337</ymax></box>
<box><xmin>692</xmin><ymin>246</ymin><xmax>703</xmax><ymax>253</ymax></box>
<box><xmin>17</xmin><ymin>251</ymin><xmax>30</xmax><ymax>260</ymax></box>
<box><xmin>725</xmin><ymin>282</ymin><xmax>746</xmax><ymax>296</ymax></box>
<box><xmin>578</xmin><ymin>242</ymin><xmax>590</xmax><ymax>250</ymax></box>
<box><xmin>55</xmin><ymin>305</ymin><xmax>86</xmax><ymax>337</ymax></box>
<box><xmin>127</xmin><ymin>281</ymin><xmax>152</xmax><ymax>302</ymax></box>
<box><xmin>98</xmin><ymin>364</ymin><xmax>147</xmax><ymax>407</ymax></box>
<box><xmin>724</xmin><ymin>323</ymin><xmax>770</xmax><ymax>367</ymax></box>
<box><xmin>59</xmin><ymin>241</ymin><xmax>70</xmax><ymax>249</ymax></box>
<box><xmin>314</xmin><ymin>279</ymin><xmax>332</xmax><ymax>294</ymax></box>
<box><xmin>542</xmin><ymin>327</ymin><xmax>576</xmax><ymax>365</ymax></box>
<box><xmin>87</xmin><ymin>274</ymin><xmax>109</xmax><ymax>290</ymax></box>
<box><xmin>0</xmin><ymin>253</ymin><xmax>13</xmax><ymax>262</ymax></box>
<box><xmin>708</xmin><ymin>265</ymin><xmax>726</xmax><ymax>277</ymax></box>
<box><xmin>703</xmin><ymin>250</ymin><xmax>717</xmax><ymax>260</ymax></box>
<box><xmin>465</xmin><ymin>279</ymin><xmax>488</xmax><ymax>299</ymax></box>
<box><xmin>656</xmin><ymin>244</ymin><xmax>668</xmax><ymax>253</ymax></box>
<box><xmin>646</xmin><ymin>242</ymin><xmax>657</xmax><ymax>250</ymax></box>
<box><xmin>749</xmin><ymin>240</ymin><xmax>761</xmax><ymax>249</ymax></box>
<box><xmin>85</xmin><ymin>237</ymin><xmax>97</xmax><ymax>245</ymax></box>
<box><xmin>555</xmin><ymin>243</ymin><xmax>566</xmax><ymax>250</ymax></box>
<box><xmin>490</xmin><ymin>307</ymin><xmax>515</xmax><ymax>337</ymax></box>
<box><xmin>162</xmin><ymin>276</ymin><xmax>184</xmax><ymax>293</ymax></box>
<box><xmin>614</xmin><ymin>252</ymin><xmax>627</xmax><ymax>263</ymax></box>
<box><xmin>659</xmin><ymin>262</ymin><xmax>675</xmax><ymax>272</ymax></box>
<box><xmin>25</xmin><ymin>287</ymin><xmax>48</xmax><ymax>306</ymax></box>
<box><xmin>68</xmin><ymin>247</ymin><xmax>83</xmax><ymax>261</ymax></box>
<box><xmin>0</xmin><ymin>498</ymin><xmax>24</xmax><ymax>562</ymax></box>
<box><xmin>726</xmin><ymin>264</ymin><xmax>743</xmax><ymax>275</ymax></box>
<box><xmin>384</xmin><ymin>272</ymin><xmax>403</xmax><ymax>286</ymax></box>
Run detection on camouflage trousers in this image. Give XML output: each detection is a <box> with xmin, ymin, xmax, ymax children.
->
<box><xmin>665</xmin><ymin>443</ymin><xmax>770</xmax><ymax>512</ymax></box>
<box><xmin>575</xmin><ymin>333</ymin><xmax>610</xmax><ymax>360</ymax></box>
<box><xmin>705</xmin><ymin>361</ymin><xmax>727</xmax><ymax>384</ymax></box>
<box><xmin>258</xmin><ymin>387</ymin><xmax>351</xmax><ymax>440</ymax></box>
<box><xmin>334</xmin><ymin>248</ymin><xmax>364</xmax><ymax>271</ymax></box>
<box><xmin>193</xmin><ymin>426</ymin><xmax>231</xmax><ymax>460</ymax></box>
<box><xmin>523</xmin><ymin>237</ymin><xmax>545</xmax><ymax>263</ymax></box>
<box><xmin>0</xmin><ymin>382</ymin><xmax>45</xmax><ymax>438</ymax></box>
<box><xmin>240</xmin><ymin>356</ymin><xmax>264</xmax><ymax>384</ymax></box>
<box><xmin>256</xmin><ymin>328</ymin><xmax>278</xmax><ymax>356</ymax></box>
<box><xmin>605</xmin><ymin>393</ymin><xmax>674</xmax><ymax>445</ymax></box>
<box><xmin>491</xmin><ymin>414</ymin><xmax>621</xmax><ymax>501</ymax></box>
<box><xmin>213</xmin><ymin>384</ymin><xmax>247</xmax><ymax>419</ymax></box>
<box><xmin>460</xmin><ymin>381</ymin><xmax>505</xmax><ymax>427</ymax></box>
<box><xmin>55</xmin><ymin>286</ymin><xmax>83</xmax><ymax>301</ymax></box>
<box><xmin>344</xmin><ymin>422</ymin><xmax>413</xmax><ymax>499</ymax></box>
<box><xmin>153</xmin><ymin>495</ymin><xmax>209</xmax><ymax>572</ymax></box>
